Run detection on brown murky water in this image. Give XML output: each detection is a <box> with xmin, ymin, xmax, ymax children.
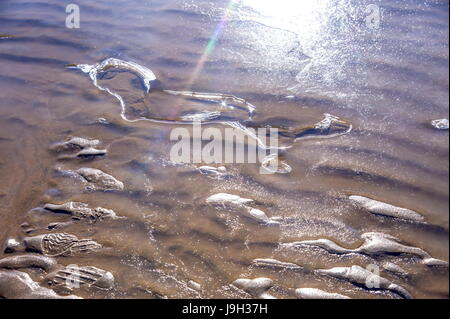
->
<box><xmin>0</xmin><ymin>0</ymin><xmax>448</xmax><ymax>299</ymax></box>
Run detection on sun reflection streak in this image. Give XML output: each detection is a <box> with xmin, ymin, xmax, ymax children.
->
<box><xmin>182</xmin><ymin>0</ymin><xmax>356</xmax><ymax>98</ymax></box>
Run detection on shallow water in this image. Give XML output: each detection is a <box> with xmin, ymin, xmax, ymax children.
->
<box><xmin>0</xmin><ymin>0</ymin><xmax>448</xmax><ymax>298</ymax></box>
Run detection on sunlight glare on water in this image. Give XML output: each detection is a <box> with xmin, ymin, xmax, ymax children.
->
<box><xmin>233</xmin><ymin>0</ymin><xmax>362</xmax><ymax>96</ymax></box>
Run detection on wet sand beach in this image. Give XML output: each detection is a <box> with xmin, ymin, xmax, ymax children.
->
<box><xmin>0</xmin><ymin>0</ymin><xmax>448</xmax><ymax>299</ymax></box>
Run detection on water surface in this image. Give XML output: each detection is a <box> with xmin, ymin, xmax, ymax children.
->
<box><xmin>0</xmin><ymin>0</ymin><xmax>448</xmax><ymax>298</ymax></box>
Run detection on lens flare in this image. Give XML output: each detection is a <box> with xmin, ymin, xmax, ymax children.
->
<box><xmin>185</xmin><ymin>0</ymin><xmax>238</xmax><ymax>90</ymax></box>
